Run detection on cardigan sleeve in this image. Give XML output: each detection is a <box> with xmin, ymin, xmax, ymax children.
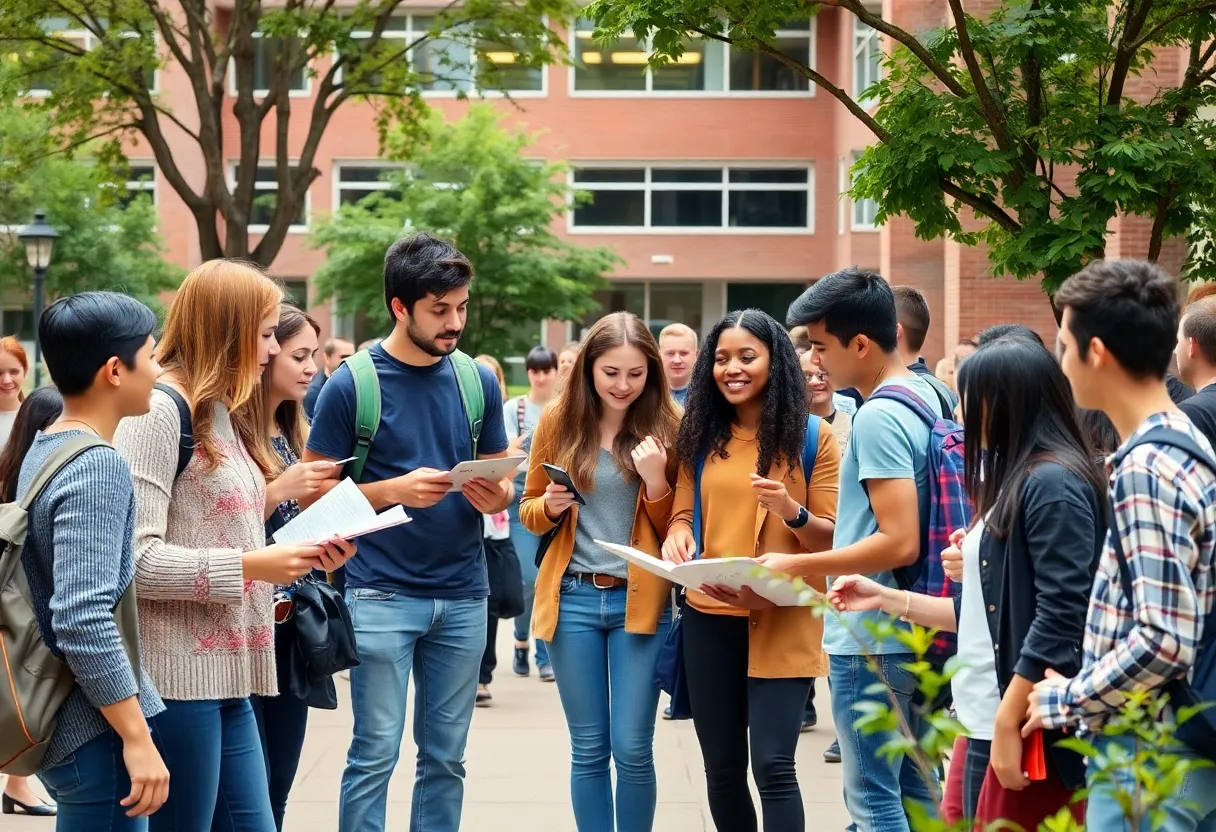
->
<box><xmin>519</xmin><ymin>409</ymin><xmax>561</xmax><ymax>535</ymax></box>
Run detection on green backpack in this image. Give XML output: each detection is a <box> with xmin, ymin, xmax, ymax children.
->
<box><xmin>344</xmin><ymin>348</ymin><xmax>485</xmax><ymax>482</ymax></box>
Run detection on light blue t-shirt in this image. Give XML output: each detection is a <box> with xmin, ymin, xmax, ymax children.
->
<box><xmin>823</xmin><ymin>374</ymin><xmax>942</xmax><ymax>656</ymax></box>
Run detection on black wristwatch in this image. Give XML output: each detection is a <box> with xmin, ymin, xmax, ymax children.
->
<box><xmin>785</xmin><ymin>505</ymin><xmax>810</xmax><ymax>529</ymax></box>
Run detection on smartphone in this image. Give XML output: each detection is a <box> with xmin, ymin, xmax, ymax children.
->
<box><xmin>541</xmin><ymin>463</ymin><xmax>587</xmax><ymax>506</ymax></box>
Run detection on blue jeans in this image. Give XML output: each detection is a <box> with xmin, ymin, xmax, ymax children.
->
<box><xmin>1087</xmin><ymin>734</ymin><xmax>1216</xmax><ymax>831</ymax></box>
<box><xmin>830</xmin><ymin>653</ymin><xmax>939</xmax><ymax>832</ymax></box>
<box><xmin>339</xmin><ymin>591</ymin><xmax>487</xmax><ymax>832</ymax></box>
<box><xmin>40</xmin><ymin>728</ymin><xmax>147</xmax><ymax>832</ymax></box>
<box><xmin>251</xmin><ymin>693</ymin><xmax>310</xmax><ymax>832</ymax></box>
<box><xmin>508</xmin><ymin>503</ymin><xmax>549</xmax><ymax>667</ymax></box>
<box><xmin>543</xmin><ymin>576</ymin><xmax>670</xmax><ymax>832</ymax></box>
<box><xmin>148</xmin><ymin>698</ymin><xmax>275</xmax><ymax>832</ymax></box>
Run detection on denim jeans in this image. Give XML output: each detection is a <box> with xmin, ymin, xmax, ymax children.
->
<box><xmin>339</xmin><ymin>590</ymin><xmax>487</xmax><ymax>832</ymax></box>
<box><xmin>148</xmin><ymin>698</ymin><xmax>275</xmax><ymax>832</ymax></box>
<box><xmin>251</xmin><ymin>693</ymin><xmax>310</xmax><ymax>832</ymax></box>
<box><xmin>830</xmin><ymin>653</ymin><xmax>939</xmax><ymax>832</ymax></box>
<box><xmin>543</xmin><ymin>575</ymin><xmax>670</xmax><ymax>832</ymax></box>
<box><xmin>40</xmin><ymin>728</ymin><xmax>147</xmax><ymax>832</ymax></box>
<box><xmin>1087</xmin><ymin>734</ymin><xmax>1216</xmax><ymax>831</ymax></box>
<box><xmin>508</xmin><ymin>503</ymin><xmax>550</xmax><ymax>668</ymax></box>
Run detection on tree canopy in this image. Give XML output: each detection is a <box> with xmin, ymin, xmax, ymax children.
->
<box><xmin>588</xmin><ymin>0</ymin><xmax>1216</xmax><ymax>293</ymax></box>
<box><xmin>0</xmin><ymin>0</ymin><xmax>577</xmax><ymax>267</ymax></box>
<box><xmin>310</xmin><ymin>105</ymin><xmax>617</xmax><ymax>358</ymax></box>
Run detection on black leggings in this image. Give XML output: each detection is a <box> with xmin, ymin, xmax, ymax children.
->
<box><xmin>682</xmin><ymin>605</ymin><xmax>812</xmax><ymax>832</ymax></box>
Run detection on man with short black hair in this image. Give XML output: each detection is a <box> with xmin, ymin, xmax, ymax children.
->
<box><xmin>304</xmin><ymin>337</ymin><xmax>355</xmax><ymax>420</ymax></box>
<box><xmin>892</xmin><ymin>286</ymin><xmax>957</xmax><ymax>413</ymax></box>
<box><xmin>1177</xmin><ymin>297</ymin><xmax>1216</xmax><ymax>452</ymax></box>
<box><xmin>974</xmin><ymin>324</ymin><xmax>1043</xmax><ymax>348</ymax></box>
<box><xmin>1027</xmin><ymin>259</ymin><xmax>1216</xmax><ymax>830</ymax></box>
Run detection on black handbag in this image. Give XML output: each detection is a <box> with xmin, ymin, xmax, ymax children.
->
<box><xmin>486</xmin><ymin>536</ymin><xmax>525</xmax><ymax>620</ymax></box>
<box><xmin>534</xmin><ymin>511</ymin><xmax>569</xmax><ymax>569</ymax></box>
<box><xmin>292</xmin><ymin>575</ymin><xmax>360</xmax><ymax>680</ymax></box>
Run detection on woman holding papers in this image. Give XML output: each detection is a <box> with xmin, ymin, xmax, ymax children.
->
<box><xmin>114</xmin><ymin>263</ymin><xmax>356</xmax><ymax>832</ymax></box>
<box><xmin>520</xmin><ymin>312</ymin><xmax>681</xmax><ymax>832</ymax></box>
<box><xmin>661</xmin><ymin>310</ymin><xmax>839</xmax><ymax>832</ymax></box>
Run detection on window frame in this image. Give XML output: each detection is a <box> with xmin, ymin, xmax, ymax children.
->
<box><xmin>227</xmin><ymin>161</ymin><xmax>311</xmax><ymax>234</ymax></box>
<box><xmin>123</xmin><ymin>162</ymin><xmax>157</xmax><ymax>208</ymax></box>
<box><xmin>331</xmin><ymin>160</ymin><xmax>410</xmax><ymax>210</ymax></box>
<box><xmin>228</xmin><ymin>31</ymin><xmax>312</xmax><ymax>98</ymax></box>
<box><xmin>25</xmin><ymin>25</ymin><xmax>159</xmax><ymax>97</ymax></box>
<box><xmin>852</xmin><ymin>15</ymin><xmax>882</xmax><ymax>105</ymax></box>
<box><xmin>568</xmin><ymin>18</ymin><xmax>816</xmax><ymax>98</ymax></box>
<box><xmin>849</xmin><ymin>150</ymin><xmax>880</xmax><ymax>232</ymax></box>
<box><xmin>567</xmin><ymin>162</ymin><xmax>815</xmax><ymax>235</ymax></box>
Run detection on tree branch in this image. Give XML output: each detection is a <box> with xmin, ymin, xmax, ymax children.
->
<box><xmin>835</xmin><ymin>0</ymin><xmax>970</xmax><ymax>100</ymax></box>
<box><xmin>1107</xmin><ymin>0</ymin><xmax>1154</xmax><ymax>107</ymax></box>
<box><xmin>1147</xmin><ymin>182</ymin><xmax>1180</xmax><ymax>261</ymax></box>
<box><xmin>946</xmin><ymin>0</ymin><xmax>1018</xmax><ymax>173</ymax></box>
<box><xmin>1132</xmin><ymin>0</ymin><xmax>1216</xmax><ymax>50</ymax></box>
<box><xmin>940</xmin><ymin>178</ymin><xmax>1022</xmax><ymax>234</ymax></box>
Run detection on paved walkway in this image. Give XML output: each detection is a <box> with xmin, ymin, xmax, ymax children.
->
<box><xmin>5</xmin><ymin>626</ymin><xmax>852</xmax><ymax>831</ymax></box>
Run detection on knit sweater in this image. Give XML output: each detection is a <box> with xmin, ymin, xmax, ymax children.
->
<box><xmin>114</xmin><ymin>389</ymin><xmax>276</xmax><ymax>701</ymax></box>
<box><xmin>18</xmin><ymin>431</ymin><xmax>165</xmax><ymax>769</ymax></box>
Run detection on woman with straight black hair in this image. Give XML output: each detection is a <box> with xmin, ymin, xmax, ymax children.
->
<box><xmin>828</xmin><ymin>337</ymin><xmax>1103</xmax><ymax>827</ymax></box>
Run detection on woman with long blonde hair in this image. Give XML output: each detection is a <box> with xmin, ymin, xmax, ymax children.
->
<box><xmin>519</xmin><ymin>312</ymin><xmax>681</xmax><ymax>831</ymax></box>
<box><xmin>114</xmin><ymin>261</ymin><xmax>356</xmax><ymax>832</ymax></box>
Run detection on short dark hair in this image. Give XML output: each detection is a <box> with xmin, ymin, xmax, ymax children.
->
<box><xmin>1055</xmin><ymin>259</ymin><xmax>1179</xmax><ymax>380</ymax></box>
<box><xmin>786</xmin><ymin>267</ymin><xmax>897</xmax><ymax>352</ymax></box>
<box><xmin>1184</xmin><ymin>298</ymin><xmax>1216</xmax><ymax>365</ymax></box>
<box><xmin>892</xmin><ymin>286</ymin><xmax>930</xmax><ymax>352</ymax></box>
<box><xmin>525</xmin><ymin>346</ymin><xmax>558</xmax><ymax>372</ymax></box>
<box><xmin>975</xmin><ymin>323</ymin><xmax>1044</xmax><ymax>348</ymax></box>
<box><xmin>40</xmin><ymin>291</ymin><xmax>158</xmax><ymax>396</ymax></box>
<box><xmin>383</xmin><ymin>231</ymin><xmax>474</xmax><ymax>316</ymax></box>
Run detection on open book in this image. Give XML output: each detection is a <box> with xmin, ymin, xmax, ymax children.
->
<box><xmin>593</xmin><ymin>540</ymin><xmax>819</xmax><ymax>608</ymax></box>
<box><xmin>273</xmin><ymin>478</ymin><xmax>411</xmax><ymax>546</ymax></box>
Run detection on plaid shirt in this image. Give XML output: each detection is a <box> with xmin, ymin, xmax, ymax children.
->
<box><xmin>1038</xmin><ymin>412</ymin><xmax>1216</xmax><ymax>731</ymax></box>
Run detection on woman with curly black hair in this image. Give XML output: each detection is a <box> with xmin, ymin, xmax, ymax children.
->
<box><xmin>661</xmin><ymin>309</ymin><xmax>839</xmax><ymax>832</ymax></box>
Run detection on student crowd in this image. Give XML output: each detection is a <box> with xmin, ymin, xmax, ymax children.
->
<box><xmin>3</xmin><ymin>232</ymin><xmax>1216</xmax><ymax>832</ymax></box>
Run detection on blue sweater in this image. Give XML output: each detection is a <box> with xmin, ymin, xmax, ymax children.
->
<box><xmin>17</xmin><ymin>431</ymin><xmax>164</xmax><ymax>769</ymax></box>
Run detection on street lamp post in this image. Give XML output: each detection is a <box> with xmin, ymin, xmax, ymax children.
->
<box><xmin>17</xmin><ymin>211</ymin><xmax>59</xmax><ymax>388</ymax></box>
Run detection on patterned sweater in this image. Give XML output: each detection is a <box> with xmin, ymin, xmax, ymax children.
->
<box><xmin>114</xmin><ymin>389</ymin><xmax>275</xmax><ymax>701</ymax></box>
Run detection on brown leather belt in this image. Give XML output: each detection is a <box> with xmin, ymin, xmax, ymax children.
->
<box><xmin>570</xmin><ymin>572</ymin><xmax>628</xmax><ymax>590</ymax></box>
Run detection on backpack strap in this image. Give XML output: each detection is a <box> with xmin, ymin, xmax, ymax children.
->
<box><xmin>801</xmin><ymin>414</ymin><xmax>821</xmax><ymax>485</ymax></box>
<box><xmin>451</xmin><ymin>350</ymin><xmax>485</xmax><ymax>452</ymax></box>
<box><xmin>867</xmin><ymin>384</ymin><xmax>942</xmax><ymax>427</ymax></box>
<box><xmin>344</xmin><ymin>350</ymin><xmax>381</xmax><ymax>483</ymax></box>
<box><xmin>691</xmin><ymin>453</ymin><xmax>707</xmax><ymax>562</ymax></box>
<box><xmin>17</xmin><ymin>435</ymin><xmax>109</xmax><ymax>512</ymax></box>
<box><xmin>516</xmin><ymin>396</ymin><xmax>527</xmax><ymax>436</ymax></box>
<box><xmin>153</xmin><ymin>383</ymin><xmax>193</xmax><ymax>480</ymax></box>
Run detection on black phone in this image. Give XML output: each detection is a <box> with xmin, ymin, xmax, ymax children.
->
<box><xmin>541</xmin><ymin>463</ymin><xmax>587</xmax><ymax>506</ymax></box>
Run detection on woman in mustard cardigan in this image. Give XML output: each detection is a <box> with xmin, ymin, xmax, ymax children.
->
<box><xmin>520</xmin><ymin>312</ymin><xmax>681</xmax><ymax>832</ymax></box>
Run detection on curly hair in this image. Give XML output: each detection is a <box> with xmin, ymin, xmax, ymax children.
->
<box><xmin>676</xmin><ymin>309</ymin><xmax>809</xmax><ymax>477</ymax></box>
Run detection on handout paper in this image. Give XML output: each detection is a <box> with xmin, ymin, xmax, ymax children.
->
<box><xmin>446</xmin><ymin>456</ymin><xmax>529</xmax><ymax>492</ymax></box>
<box><xmin>273</xmin><ymin>478</ymin><xmax>411</xmax><ymax>546</ymax></box>
<box><xmin>594</xmin><ymin>540</ymin><xmax>819</xmax><ymax>607</ymax></box>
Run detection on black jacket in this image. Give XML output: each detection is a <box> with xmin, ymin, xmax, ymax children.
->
<box><xmin>954</xmin><ymin>461</ymin><xmax>1103</xmax><ymax>788</ymax></box>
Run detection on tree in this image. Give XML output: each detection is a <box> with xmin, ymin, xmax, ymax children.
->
<box><xmin>310</xmin><ymin>105</ymin><xmax>618</xmax><ymax>358</ymax></box>
<box><xmin>0</xmin><ymin>0</ymin><xmax>576</xmax><ymax>268</ymax></box>
<box><xmin>588</xmin><ymin>0</ymin><xmax>1216</xmax><ymax>294</ymax></box>
<box><xmin>0</xmin><ymin>104</ymin><xmax>182</xmax><ymax>316</ymax></box>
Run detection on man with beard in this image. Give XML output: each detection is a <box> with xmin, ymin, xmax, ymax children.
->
<box><xmin>303</xmin><ymin>231</ymin><xmax>512</xmax><ymax>832</ymax></box>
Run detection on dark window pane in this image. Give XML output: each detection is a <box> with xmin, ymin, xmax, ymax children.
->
<box><xmin>648</xmin><ymin>282</ymin><xmax>703</xmax><ymax>339</ymax></box>
<box><xmin>574</xmin><ymin>32</ymin><xmax>648</xmax><ymax>91</ymax></box>
<box><xmin>652</xmin><ymin>169</ymin><xmax>721</xmax><ymax>183</ymax></box>
<box><xmin>728</xmin><ymin>190</ymin><xmax>807</xmax><ymax>227</ymax></box>
<box><xmin>729</xmin><ymin>168</ymin><xmax>807</xmax><ymax>184</ymax></box>
<box><xmin>652</xmin><ymin>190</ymin><xmax>721</xmax><ymax>227</ymax></box>
<box><xmin>726</xmin><ymin>282</ymin><xmax>808</xmax><ymax>323</ymax></box>
<box><xmin>477</xmin><ymin>44</ymin><xmax>543</xmax><ymax>91</ymax></box>
<box><xmin>729</xmin><ymin>37</ymin><xmax>810</xmax><ymax>91</ymax></box>
<box><xmin>250</xmin><ymin>192</ymin><xmax>306</xmax><ymax>227</ymax></box>
<box><xmin>650</xmin><ymin>40</ymin><xmax>725</xmax><ymax>91</ymax></box>
<box><xmin>281</xmin><ymin>280</ymin><xmax>309</xmax><ymax>310</ymax></box>
<box><xmin>573</xmin><ymin>190</ymin><xmax>645</xmax><ymax>226</ymax></box>
<box><xmin>253</xmin><ymin>37</ymin><xmax>306</xmax><ymax>91</ymax></box>
<box><xmin>574</xmin><ymin>169</ymin><xmax>645</xmax><ymax>183</ymax></box>
<box><xmin>578</xmin><ymin>282</ymin><xmax>645</xmax><ymax>337</ymax></box>
<box><xmin>340</xmin><ymin>167</ymin><xmax>397</xmax><ymax>183</ymax></box>
<box><xmin>1</xmin><ymin>310</ymin><xmax>36</xmax><ymax>342</ymax></box>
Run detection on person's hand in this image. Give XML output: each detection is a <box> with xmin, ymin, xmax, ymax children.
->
<box><xmin>313</xmin><ymin>537</ymin><xmax>357</xmax><ymax>573</ymax></box>
<box><xmin>828</xmin><ymin>575</ymin><xmax>893</xmax><ymax>613</ymax></box>
<box><xmin>631</xmin><ymin>436</ymin><xmax>668</xmax><ymax>487</ymax></box>
<box><xmin>392</xmin><ymin>468</ymin><xmax>452</xmax><ymax>509</ymax></box>
<box><xmin>508</xmin><ymin>432</ymin><xmax>528</xmax><ymax>455</ymax></box>
<box><xmin>942</xmin><ymin>528</ymin><xmax>966</xmax><ymax>582</ymax></box>
<box><xmin>269</xmin><ymin>460</ymin><xmax>338</xmax><ymax>505</ymax></box>
<box><xmin>243</xmin><ymin>543</ymin><xmax>322</xmax><ymax>584</ymax></box>
<box><xmin>662</xmin><ymin>525</ymin><xmax>696</xmax><ymax>564</ymax></box>
<box><xmin>1023</xmin><ymin>668</ymin><xmax>1068</xmax><ymax>736</ymax></box>
<box><xmin>991</xmin><ymin>719</ymin><xmax>1030</xmax><ymax>791</ymax></box>
<box><xmin>120</xmin><ymin>733</ymin><xmax>170</xmax><ymax>818</ymax></box>
<box><xmin>754</xmin><ymin>551</ymin><xmax>806</xmax><ymax>578</ymax></box>
<box><xmin>463</xmin><ymin>477</ymin><xmax>513</xmax><ymax>514</ymax></box>
<box><xmin>700</xmin><ymin>583</ymin><xmax>775</xmax><ymax>609</ymax></box>
<box><xmin>750</xmin><ymin>474</ymin><xmax>800</xmax><ymax>522</ymax></box>
<box><xmin>543</xmin><ymin>481</ymin><xmax>577</xmax><ymax>520</ymax></box>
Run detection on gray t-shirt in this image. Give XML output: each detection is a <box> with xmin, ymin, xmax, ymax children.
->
<box><xmin>568</xmin><ymin>448</ymin><xmax>640</xmax><ymax>579</ymax></box>
<box><xmin>505</xmin><ymin>395</ymin><xmax>545</xmax><ymax>488</ymax></box>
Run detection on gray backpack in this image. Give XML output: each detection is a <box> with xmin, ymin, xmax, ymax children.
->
<box><xmin>0</xmin><ymin>436</ymin><xmax>141</xmax><ymax>775</ymax></box>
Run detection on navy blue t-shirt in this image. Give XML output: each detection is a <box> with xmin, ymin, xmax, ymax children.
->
<box><xmin>307</xmin><ymin>345</ymin><xmax>508</xmax><ymax>599</ymax></box>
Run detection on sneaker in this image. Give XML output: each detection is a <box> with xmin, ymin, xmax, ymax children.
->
<box><xmin>823</xmin><ymin>738</ymin><xmax>841</xmax><ymax>763</ymax></box>
<box><xmin>513</xmin><ymin>646</ymin><xmax>530</xmax><ymax>677</ymax></box>
<box><xmin>538</xmin><ymin>664</ymin><xmax>555</xmax><ymax>682</ymax></box>
<box><xmin>801</xmin><ymin>712</ymin><xmax>817</xmax><ymax>732</ymax></box>
<box><xmin>476</xmin><ymin>685</ymin><xmax>492</xmax><ymax>707</ymax></box>
<box><xmin>662</xmin><ymin>704</ymin><xmax>674</xmax><ymax>720</ymax></box>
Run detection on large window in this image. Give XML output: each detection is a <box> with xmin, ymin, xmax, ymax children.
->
<box><xmin>853</xmin><ymin>17</ymin><xmax>882</xmax><ymax>103</ymax></box>
<box><xmin>118</xmin><ymin>164</ymin><xmax>156</xmax><ymax>210</ymax></box>
<box><xmin>25</xmin><ymin>18</ymin><xmax>156</xmax><ymax>95</ymax></box>
<box><xmin>726</xmin><ymin>282</ymin><xmax>807</xmax><ymax>324</ymax></box>
<box><xmin>571</xmin><ymin>166</ymin><xmax>812</xmax><ymax>231</ymax></box>
<box><xmin>850</xmin><ymin>151</ymin><xmax>879</xmax><ymax>230</ymax></box>
<box><xmin>251</xmin><ymin>34</ymin><xmax>308</xmax><ymax>95</ymax></box>
<box><xmin>575</xmin><ymin>281</ymin><xmax>702</xmax><ymax>340</ymax></box>
<box><xmin>230</xmin><ymin>164</ymin><xmax>309</xmax><ymax>232</ymax></box>
<box><xmin>573</xmin><ymin>18</ymin><xmax>813</xmax><ymax>94</ymax></box>
<box><xmin>334</xmin><ymin>163</ymin><xmax>407</xmax><ymax>207</ymax></box>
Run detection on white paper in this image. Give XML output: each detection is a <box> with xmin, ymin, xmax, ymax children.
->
<box><xmin>273</xmin><ymin>478</ymin><xmax>412</xmax><ymax>545</ymax></box>
<box><xmin>446</xmin><ymin>456</ymin><xmax>528</xmax><ymax>492</ymax></box>
<box><xmin>593</xmin><ymin>540</ymin><xmax>818</xmax><ymax>607</ymax></box>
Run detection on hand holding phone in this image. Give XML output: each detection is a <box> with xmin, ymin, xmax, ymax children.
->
<box><xmin>542</xmin><ymin>463</ymin><xmax>587</xmax><ymax>507</ymax></box>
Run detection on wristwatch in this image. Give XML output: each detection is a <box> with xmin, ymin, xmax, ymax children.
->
<box><xmin>785</xmin><ymin>505</ymin><xmax>810</xmax><ymax>529</ymax></box>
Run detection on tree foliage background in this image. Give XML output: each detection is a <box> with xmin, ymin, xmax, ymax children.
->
<box><xmin>589</xmin><ymin>0</ymin><xmax>1216</xmax><ymax>295</ymax></box>
<box><xmin>310</xmin><ymin>104</ymin><xmax>617</xmax><ymax>358</ymax></box>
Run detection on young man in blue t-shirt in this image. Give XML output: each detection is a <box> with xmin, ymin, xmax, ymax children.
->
<box><xmin>764</xmin><ymin>268</ymin><xmax>941</xmax><ymax>832</ymax></box>
<box><xmin>304</xmin><ymin>232</ymin><xmax>512</xmax><ymax>832</ymax></box>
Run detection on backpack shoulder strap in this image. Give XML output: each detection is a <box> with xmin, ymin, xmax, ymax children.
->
<box><xmin>691</xmin><ymin>453</ymin><xmax>707</xmax><ymax>562</ymax></box>
<box><xmin>19</xmin><ymin>435</ymin><xmax>110</xmax><ymax>511</ymax></box>
<box><xmin>516</xmin><ymin>396</ymin><xmax>527</xmax><ymax>436</ymax></box>
<box><xmin>153</xmin><ymin>383</ymin><xmax>193</xmax><ymax>480</ymax></box>
<box><xmin>868</xmin><ymin>385</ymin><xmax>940</xmax><ymax>429</ymax></box>
<box><xmin>344</xmin><ymin>350</ymin><xmax>381</xmax><ymax>483</ymax></box>
<box><xmin>801</xmin><ymin>414</ymin><xmax>822</xmax><ymax>485</ymax></box>
<box><xmin>451</xmin><ymin>350</ymin><xmax>485</xmax><ymax>450</ymax></box>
